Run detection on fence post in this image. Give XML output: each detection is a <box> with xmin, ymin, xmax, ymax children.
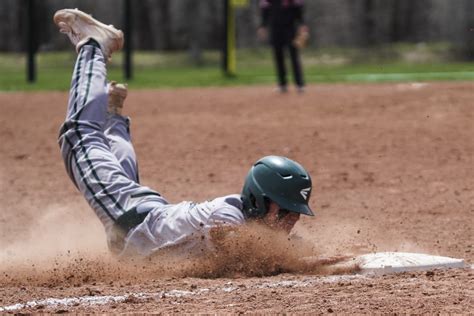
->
<box><xmin>26</xmin><ymin>0</ymin><xmax>36</xmax><ymax>83</ymax></box>
<box><xmin>222</xmin><ymin>0</ymin><xmax>230</xmax><ymax>76</ymax></box>
<box><xmin>124</xmin><ymin>0</ymin><xmax>133</xmax><ymax>80</ymax></box>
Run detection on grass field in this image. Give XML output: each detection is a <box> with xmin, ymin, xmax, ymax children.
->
<box><xmin>1</xmin><ymin>45</ymin><xmax>474</xmax><ymax>91</ymax></box>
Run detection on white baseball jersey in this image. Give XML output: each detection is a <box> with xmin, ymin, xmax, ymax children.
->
<box><xmin>121</xmin><ymin>195</ymin><xmax>245</xmax><ymax>257</ymax></box>
<box><xmin>59</xmin><ymin>43</ymin><xmax>246</xmax><ymax>258</ymax></box>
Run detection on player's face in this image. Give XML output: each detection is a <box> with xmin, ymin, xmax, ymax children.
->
<box><xmin>262</xmin><ymin>201</ymin><xmax>300</xmax><ymax>233</ymax></box>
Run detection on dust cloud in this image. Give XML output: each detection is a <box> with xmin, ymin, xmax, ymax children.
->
<box><xmin>1</xmin><ymin>204</ymin><xmax>106</xmax><ymax>263</ymax></box>
<box><xmin>176</xmin><ymin>223</ymin><xmax>330</xmax><ymax>278</ymax></box>
<box><xmin>296</xmin><ymin>213</ymin><xmax>437</xmax><ymax>259</ymax></box>
<box><xmin>0</xmin><ymin>210</ymin><xmax>357</xmax><ymax>287</ymax></box>
<box><xmin>0</xmin><ymin>204</ymin><xmax>111</xmax><ymax>286</ymax></box>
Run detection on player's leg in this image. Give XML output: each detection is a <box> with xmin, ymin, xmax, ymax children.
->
<box><xmin>272</xmin><ymin>43</ymin><xmax>288</xmax><ymax>93</ymax></box>
<box><xmin>104</xmin><ymin>82</ymin><xmax>140</xmax><ymax>183</ymax></box>
<box><xmin>62</xmin><ymin>40</ymin><xmax>108</xmax><ymax>124</ymax></box>
<box><xmin>56</xmin><ymin>19</ymin><xmax>131</xmax><ymax>230</ymax></box>
<box><xmin>289</xmin><ymin>44</ymin><xmax>305</xmax><ymax>92</ymax></box>
<box><xmin>55</xmin><ymin>9</ymin><xmax>167</xmax><ymax>240</ymax></box>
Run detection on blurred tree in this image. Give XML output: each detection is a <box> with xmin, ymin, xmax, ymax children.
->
<box><xmin>187</xmin><ymin>0</ymin><xmax>203</xmax><ymax>65</ymax></box>
<box><xmin>134</xmin><ymin>1</ymin><xmax>154</xmax><ymax>50</ymax></box>
<box><xmin>362</xmin><ymin>0</ymin><xmax>376</xmax><ymax>46</ymax></box>
<box><xmin>0</xmin><ymin>0</ymin><xmax>472</xmax><ymax>56</ymax></box>
<box><xmin>390</xmin><ymin>0</ymin><xmax>409</xmax><ymax>42</ymax></box>
<box><xmin>462</xmin><ymin>0</ymin><xmax>474</xmax><ymax>60</ymax></box>
<box><xmin>390</xmin><ymin>0</ymin><xmax>432</xmax><ymax>43</ymax></box>
<box><xmin>158</xmin><ymin>0</ymin><xmax>173</xmax><ymax>50</ymax></box>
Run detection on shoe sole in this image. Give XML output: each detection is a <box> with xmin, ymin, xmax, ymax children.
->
<box><xmin>54</xmin><ymin>8</ymin><xmax>123</xmax><ymax>54</ymax></box>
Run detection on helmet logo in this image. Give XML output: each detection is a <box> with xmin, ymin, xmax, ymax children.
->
<box><xmin>300</xmin><ymin>187</ymin><xmax>311</xmax><ymax>200</ymax></box>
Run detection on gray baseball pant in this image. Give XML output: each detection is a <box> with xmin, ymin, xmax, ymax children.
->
<box><xmin>58</xmin><ymin>44</ymin><xmax>168</xmax><ymax>252</ymax></box>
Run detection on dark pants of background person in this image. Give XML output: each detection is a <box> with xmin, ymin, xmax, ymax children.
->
<box><xmin>272</xmin><ymin>42</ymin><xmax>304</xmax><ymax>89</ymax></box>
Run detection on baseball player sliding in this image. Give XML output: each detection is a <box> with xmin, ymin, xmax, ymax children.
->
<box><xmin>54</xmin><ymin>9</ymin><xmax>314</xmax><ymax>258</ymax></box>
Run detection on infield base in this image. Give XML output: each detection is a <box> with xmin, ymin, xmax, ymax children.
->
<box><xmin>350</xmin><ymin>252</ymin><xmax>467</xmax><ymax>274</ymax></box>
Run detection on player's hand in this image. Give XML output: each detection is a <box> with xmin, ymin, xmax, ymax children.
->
<box><xmin>257</xmin><ymin>27</ymin><xmax>268</xmax><ymax>41</ymax></box>
<box><xmin>293</xmin><ymin>25</ymin><xmax>309</xmax><ymax>49</ymax></box>
<box><xmin>300</xmin><ymin>255</ymin><xmax>351</xmax><ymax>266</ymax></box>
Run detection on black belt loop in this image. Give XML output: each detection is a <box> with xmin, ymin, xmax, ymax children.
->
<box><xmin>115</xmin><ymin>207</ymin><xmax>150</xmax><ymax>233</ymax></box>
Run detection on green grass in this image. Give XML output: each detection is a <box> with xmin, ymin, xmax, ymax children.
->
<box><xmin>1</xmin><ymin>46</ymin><xmax>474</xmax><ymax>91</ymax></box>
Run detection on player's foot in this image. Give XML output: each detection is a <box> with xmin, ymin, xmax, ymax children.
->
<box><xmin>297</xmin><ymin>86</ymin><xmax>305</xmax><ymax>94</ymax></box>
<box><xmin>53</xmin><ymin>8</ymin><xmax>123</xmax><ymax>62</ymax></box>
<box><xmin>108</xmin><ymin>81</ymin><xmax>128</xmax><ymax>115</ymax></box>
<box><xmin>277</xmin><ymin>85</ymin><xmax>288</xmax><ymax>94</ymax></box>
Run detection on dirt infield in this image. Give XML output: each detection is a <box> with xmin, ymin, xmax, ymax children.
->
<box><xmin>0</xmin><ymin>83</ymin><xmax>473</xmax><ymax>313</ymax></box>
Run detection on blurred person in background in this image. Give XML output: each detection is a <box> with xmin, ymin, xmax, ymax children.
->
<box><xmin>258</xmin><ymin>0</ymin><xmax>309</xmax><ymax>93</ymax></box>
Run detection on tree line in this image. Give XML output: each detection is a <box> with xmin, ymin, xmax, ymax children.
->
<box><xmin>1</xmin><ymin>0</ymin><xmax>472</xmax><ymax>59</ymax></box>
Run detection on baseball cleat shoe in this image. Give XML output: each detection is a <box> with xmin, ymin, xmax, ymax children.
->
<box><xmin>297</xmin><ymin>86</ymin><xmax>305</xmax><ymax>94</ymax></box>
<box><xmin>108</xmin><ymin>81</ymin><xmax>128</xmax><ymax>115</ymax></box>
<box><xmin>276</xmin><ymin>85</ymin><xmax>288</xmax><ymax>94</ymax></box>
<box><xmin>54</xmin><ymin>8</ymin><xmax>123</xmax><ymax>62</ymax></box>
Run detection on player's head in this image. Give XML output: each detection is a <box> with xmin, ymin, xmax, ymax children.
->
<box><xmin>241</xmin><ymin>156</ymin><xmax>314</xmax><ymax>221</ymax></box>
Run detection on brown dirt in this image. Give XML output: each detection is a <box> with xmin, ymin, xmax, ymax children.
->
<box><xmin>0</xmin><ymin>82</ymin><xmax>473</xmax><ymax>313</ymax></box>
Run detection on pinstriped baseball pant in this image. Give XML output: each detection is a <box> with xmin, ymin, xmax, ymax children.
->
<box><xmin>58</xmin><ymin>44</ymin><xmax>168</xmax><ymax>252</ymax></box>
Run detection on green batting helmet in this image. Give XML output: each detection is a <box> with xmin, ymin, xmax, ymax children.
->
<box><xmin>241</xmin><ymin>156</ymin><xmax>314</xmax><ymax>218</ymax></box>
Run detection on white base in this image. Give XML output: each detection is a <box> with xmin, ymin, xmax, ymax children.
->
<box><xmin>352</xmin><ymin>252</ymin><xmax>467</xmax><ymax>274</ymax></box>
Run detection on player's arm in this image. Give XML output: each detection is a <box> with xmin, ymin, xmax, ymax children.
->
<box><xmin>205</xmin><ymin>198</ymin><xmax>245</xmax><ymax>247</ymax></box>
<box><xmin>294</xmin><ymin>0</ymin><xmax>305</xmax><ymax>26</ymax></box>
<box><xmin>293</xmin><ymin>0</ymin><xmax>309</xmax><ymax>48</ymax></box>
<box><xmin>259</xmin><ymin>0</ymin><xmax>271</xmax><ymax>27</ymax></box>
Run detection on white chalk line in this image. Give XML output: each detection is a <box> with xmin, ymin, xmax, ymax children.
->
<box><xmin>0</xmin><ymin>274</ymin><xmax>362</xmax><ymax>312</ymax></box>
<box><xmin>2</xmin><ymin>259</ymin><xmax>472</xmax><ymax>312</ymax></box>
<box><xmin>0</xmin><ymin>289</ymin><xmax>210</xmax><ymax>312</ymax></box>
